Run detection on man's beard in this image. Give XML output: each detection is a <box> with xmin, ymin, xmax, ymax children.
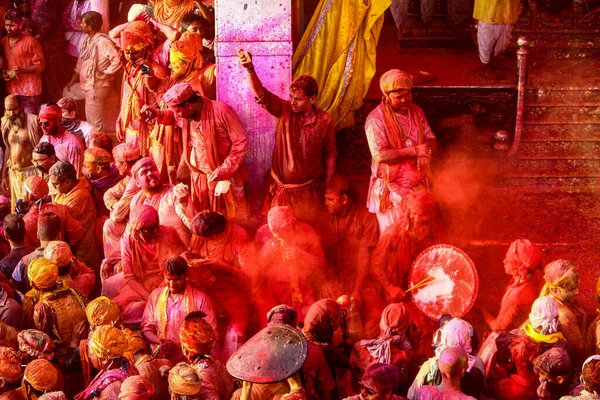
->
<box><xmin>35</xmin><ymin>165</ymin><xmax>48</xmax><ymax>173</ymax></box>
<box><xmin>5</xmin><ymin>113</ymin><xmax>25</xmax><ymax>130</ymax></box>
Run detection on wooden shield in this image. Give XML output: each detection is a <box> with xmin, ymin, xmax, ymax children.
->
<box><xmin>409</xmin><ymin>244</ymin><xmax>479</xmax><ymax>321</ymax></box>
<box><xmin>226</xmin><ymin>325</ymin><xmax>308</xmax><ymax>384</ymax></box>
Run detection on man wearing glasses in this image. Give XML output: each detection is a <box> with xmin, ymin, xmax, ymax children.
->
<box><xmin>38</xmin><ymin>103</ymin><xmax>85</xmax><ymax>178</ymax></box>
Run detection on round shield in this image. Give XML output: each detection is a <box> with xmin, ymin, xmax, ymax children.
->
<box><xmin>408</xmin><ymin>244</ymin><xmax>479</xmax><ymax>321</ymax></box>
<box><xmin>226</xmin><ymin>325</ymin><xmax>308</xmax><ymax>384</ymax></box>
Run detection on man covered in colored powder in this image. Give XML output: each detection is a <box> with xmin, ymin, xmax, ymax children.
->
<box><xmin>322</xmin><ymin>175</ymin><xmax>383</xmax><ymax>338</ymax></box>
<box><xmin>1</xmin><ymin>94</ymin><xmax>41</xmax><ymax>212</ymax></box>
<box><xmin>239</xmin><ymin>49</ymin><xmax>337</xmax><ymax>226</ymax></box>
<box><xmin>254</xmin><ymin>206</ymin><xmax>328</xmax><ymax>326</ymax></box>
<box><xmin>185</xmin><ymin>211</ymin><xmax>257</xmax><ymax>361</ymax></box>
<box><xmin>365</xmin><ymin>69</ymin><xmax>436</xmax><ymax>233</ymax></box>
<box><xmin>82</xmin><ymin>148</ymin><xmax>122</xmax><ymax>218</ymax></box>
<box><xmin>143</xmin><ymin>82</ymin><xmax>249</xmax><ymax>221</ymax></box>
<box><xmin>142</xmin><ymin>255</ymin><xmax>217</xmax><ymax>363</ymax></box>
<box><xmin>49</xmin><ymin>161</ymin><xmax>100</xmax><ymax>269</ymax></box>
<box><xmin>481</xmin><ymin>239</ymin><xmax>543</xmax><ymax>332</ymax></box>
<box><xmin>103</xmin><ymin>205</ymin><xmax>186</xmax><ymax>324</ymax></box>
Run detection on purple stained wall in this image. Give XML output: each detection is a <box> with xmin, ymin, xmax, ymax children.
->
<box><xmin>215</xmin><ymin>0</ymin><xmax>293</xmax><ymax>217</ymax></box>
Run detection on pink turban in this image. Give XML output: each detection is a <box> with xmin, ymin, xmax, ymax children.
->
<box><xmin>113</xmin><ymin>143</ymin><xmax>141</xmax><ymax>163</ymax></box>
<box><xmin>380</xmin><ymin>69</ymin><xmax>413</xmax><ymax>94</ymax></box>
<box><xmin>505</xmin><ymin>239</ymin><xmax>542</xmax><ymax>274</ymax></box>
<box><xmin>43</xmin><ymin>241</ymin><xmax>73</xmax><ymax>268</ymax></box>
<box><xmin>57</xmin><ymin>97</ymin><xmax>76</xmax><ymax>112</ymax></box>
<box><xmin>24</xmin><ymin>175</ymin><xmax>50</xmax><ymax>199</ymax></box>
<box><xmin>18</xmin><ymin>329</ymin><xmax>56</xmax><ymax>360</ymax></box>
<box><xmin>118</xmin><ymin>375</ymin><xmax>154</xmax><ymax>400</ymax></box>
<box><xmin>163</xmin><ymin>83</ymin><xmax>195</xmax><ymax>106</ymax></box>
<box><xmin>267</xmin><ymin>206</ymin><xmax>295</xmax><ymax>235</ymax></box>
<box><xmin>380</xmin><ymin>303</ymin><xmax>409</xmax><ymax>336</ymax></box>
<box><xmin>39</xmin><ymin>104</ymin><xmax>62</xmax><ymax>121</ymax></box>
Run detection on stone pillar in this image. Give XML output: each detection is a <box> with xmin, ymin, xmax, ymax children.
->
<box><xmin>215</xmin><ymin>0</ymin><xmax>293</xmax><ymax>219</ymax></box>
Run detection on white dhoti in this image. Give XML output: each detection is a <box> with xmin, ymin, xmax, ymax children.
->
<box><xmin>477</xmin><ymin>20</ymin><xmax>513</xmax><ymax>64</ymax></box>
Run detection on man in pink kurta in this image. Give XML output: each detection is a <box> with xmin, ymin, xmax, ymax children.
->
<box><xmin>185</xmin><ymin>211</ymin><xmax>257</xmax><ymax>360</ymax></box>
<box><xmin>102</xmin><ymin>205</ymin><xmax>186</xmax><ymax>324</ymax></box>
<box><xmin>365</xmin><ymin>69</ymin><xmax>436</xmax><ymax>233</ymax></box>
<box><xmin>145</xmin><ymin>82</ymin><xmax>249</xmax><ymax>221</ymax></box>
<box><xmin>64</xmin><ymin>11</ymin><xmax>120</xmax><ymax>132</ymax></box>
<box><xmin>141</xmin><ymin>255</ymin><xmax>217</xmax><ymax>364</ymax></box>
<box><xmin>38</xmin><ymin>104</ymin><xmax>85</xmax><ymax>179</ymax></box>
<box><xmin>1</xmin><ymin>10</ymin><xmax>45</xmax><ymax>115</ymax></box>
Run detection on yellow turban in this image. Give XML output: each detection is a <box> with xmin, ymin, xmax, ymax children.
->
<box><xmin>43</xmin><ymin>241</ymin><xmax>73</xmax><ymax>268</ymax></box>
<box><xmin>179</xmin><ymin>312</ymin><xmax>215</xmax><ymax>356</ymax></box>
<box><xmin>123</xmin><ymin>329</ymin><xmax>146</xmax><ymax>355</ymax></box>
<box><xmin>89</xmin><ymin>325</ymin><xmax>128</xmax><ymax>359</ymax></box>
<box><xmin>168</xmin><ymin>362</ymin><xmax>203</xmax><ymax>398</ymax></box>
<box><xmin>379</xmin><ymin>69</ymin><xmax>413</xmax><ymax>95</ymax></box>
<box><xmin>23</xmin><ymin>359</ymin><xmax>58</xmax><ymax>392</ymax></box>
<box><xmin>86</xmin><ymin>296</ymin><xmax>121</xmax><ymax>328</ymax></box>
<box><xmin>28</xmin><ymin>258</ymin><xmax>59</xmax><ymax>290</ymax></box>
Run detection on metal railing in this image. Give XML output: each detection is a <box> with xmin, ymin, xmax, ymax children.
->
<box><xmin>507</xmin><ymin>37</ymin><xmax>530</xmax><ymax>157</ymax></box>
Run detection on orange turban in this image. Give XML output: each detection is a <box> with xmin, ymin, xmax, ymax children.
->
<box><xmin>0</xmin><ymin>346</ymin><xmax>22</xmax><ymax>383</ymax></box>
<box><xmin>18</xmin><ymin>330</ymin><xmax>55</xmax><ymax>360</ymax></box>
<box><xmin>39</xmin><ymin>104</ymin><xmax>62</xmax><ymax>121</ymax></box>
<box><xmin>505</xmin><ymin>239</ymin><xmax>542</xmax><ymax>274</ymax></box>
<box><xmin>24</xmin><ymin>176</ymin><xmax>50</xmax><ymax>199</ymax></box>
<box><xmin>123</xmin><ymin>329</ymin><xmax>146</xmax><ymax>355</ymax></box>
<box><xmin>379</xmin><ymin>69</ymin><xmax>413</xmax><ymax>94</ymax></box>
<box><xmin>179</xmin><ymin>312</ymin><xmax>215</xmax><ymax>356</ymax></box>
<box><xmin>113</xmin><ymin>143</ymin><xmax>141</xmax><ymax>163</ymax></box>
<box><xmin>89</xmin><ymin>325</ymin><xmax>128</xmax><ymax>359</ymax></box>
<box><xmin>379</xmin><ymin>303</ymin><xmax>409</xmax><ymax>336</ymax></box>
<box><xmin>168</xmin><ymin>363</ymin><xmax>203</xmax><ymax>397</ymax></box>
<box><xmin>122</xmin><ymin>21</ymin><xmax>154</xmax><ymax>50</ymax></box>
<box><xmin>28</xmin><ymin>258</ymin><xmax>59</xmax><ymax>290</ymax></box>
<box><xmin>23</xmin><ymin>359</ymin><xmax>58</xmax><ymax>392</ymax></box>
<box><xmin>267</xmin><ymin>206</ymin><xmax>295</xmax><ymax>235</ymax></box>
<box><xmin>84</xmin><ymin>147</ymin><xmax>112</xmax><ymax>167</ymax></box>
<box><xmin>86</xmin><ymin>296</ymin><xmax>121</xmax><ymax>327</ymax></box>
<box><xmin>170</xmin><ymin>31</ymin><xmax>203</xmax><ymax>68</ymax></box>
<box><xmin>39</xmin><ymin>392</ymin><xmax>66</xmax><ymax>400</ymax></box>
<box><xmin>43</xmin><ymin>241</ymin><xmax>73</xmax><ymax>268</ymax></box>
<box><xmin>118</xmin><ymin>376</ymin><xmax>154</xmax><ymax>400</ymax></box>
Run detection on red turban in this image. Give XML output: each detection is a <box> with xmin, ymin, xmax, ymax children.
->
<box><xmin>505</xmin><ymin>239</ymin><xmax>542</xmax><ymax>274</ymax></box>
<box><xmin>0</xmin><ymin>346</ymin><xmax>22</xmax><ymax>383</ymax></box>
<box><xmin>113</xmin><ymin>143</ymin><xmax>141</xmax><ymax>163</ymax></box>
<box><xmin>39</xmin><ymin>104</ymin><xmax>62</xmax><ymax>121</ymax></box>
<box><xmin>123</xmin><ymin>21</ymin><xmax>154</xmax><ymax>49</ymax></box>
<box><xmin>120</xmin><ymin>30</ymin><xmax>146</xmax><ymax>52</ymax></box>
<box><xmin>179</xmin><ymin>312</ymin><xmax>215</xmax><ymax>356</ymax></box>
<box><xmin>163</xmin><ymin>83</ymin><xmax>195</xmax><ymax>106</ymax></box>
<box><xmin>303</xmin><ymin>299</ymin><xmax>342</xmax><ymax>344</ymax></box>
<box><xmin>24</xmin><ymin>175</ymin><xmax>50</xmax><ymax>199</ymax></box>
<box><xmin>404</xmin><ymin>190</ymin><xmax>438</xmax><ymax>216</ymax></box>
<box><xmin>18</xmin><ymin>329</ymin><xmax>56</xmax><ymax>360</ymax></box>
<box><xmin>379</xmin><ymin>303</ymin><xmax>409</xmax><ymax>336</ymax></box>
<box><xmin>57</xmin><ymin>97</ymin><xmax>76</xmax><ymax>112</ymax></box>
<box><xmin>118</xmin><ymin>375</ymin><xmax>154</xmax><ymax>400</ymax></box>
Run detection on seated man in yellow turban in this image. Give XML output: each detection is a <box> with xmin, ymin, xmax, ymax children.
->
<box><xmin>76</xmin><ymin>326</ymin><xmax>137</xmax><ymax>400</ymax></box>
<box><xmin>365</xmin><ymin>69</ymin><xmax>437</xmax><ymax>233</ymax></box>
<box><xmin>19</xmin><ymin>359</ymin><xmax>59</xmax><ymax>400</ymax></box>
<box><xmin>124</xmin><ymin>330</ymin><xmax>171</xmax><ymax>400</ymax></box>
<box><xmin>168</xmin><ymin>362</ymin><xmax>204</xmax><ymax>400</ymax></box>
<box><xmin>24</xmin><ymin>258</ymin><xmax>87</xmax><ymax>365</ymax></box>
<box><xmin>43</xmin><ymin>241</ymin><xmax>95</xmax><ymax>298</ymax></box>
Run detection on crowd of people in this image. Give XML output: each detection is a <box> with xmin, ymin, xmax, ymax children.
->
<box><xmin>0</xmin><ymin>0</ymin><xmax>596</xmax><ymax>399</ymax></box>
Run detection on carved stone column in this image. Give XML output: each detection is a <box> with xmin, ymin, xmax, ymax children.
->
<box><xmin>215</xmin><ymin>0</ymin><xmax>292</xmax><ymax>216</ymax></box>
<box><xmin>428</xmin><ymin>0</ymin><xmax>452</xmax><ymax>36</ymax></box>
<box><xmin>399</xmin><ymin>0</ymin><xmax>427</xmax><ymax>38</ymax></box>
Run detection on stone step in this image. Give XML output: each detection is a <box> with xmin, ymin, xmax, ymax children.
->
<box><xmin>506</xmin><ymin>158</ymin><xmax>600</xmax><ymax>176</ymax></box>
<box><xmin>517</xmin><ymin>140</ymin><xmax>600</xmax><ymax>159</ymax></box>
<box><xmin>500</xmin><ymin>175</ymin><xmax>600</xmax><ymax>187</ymax></box>
<box><xmin>524</xmin><ymin>105</ymin><xmax>600</xmax><ymax>123</ymax></box>
<box><xmin>525</xmin><ymin>88</ymin><xmax>600</xmax><ymax>105</ymax></box>
<box><xmin>522</xmin><ymin>124</ymin><xmax>600</xmax><ymax>141</ymax></box>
